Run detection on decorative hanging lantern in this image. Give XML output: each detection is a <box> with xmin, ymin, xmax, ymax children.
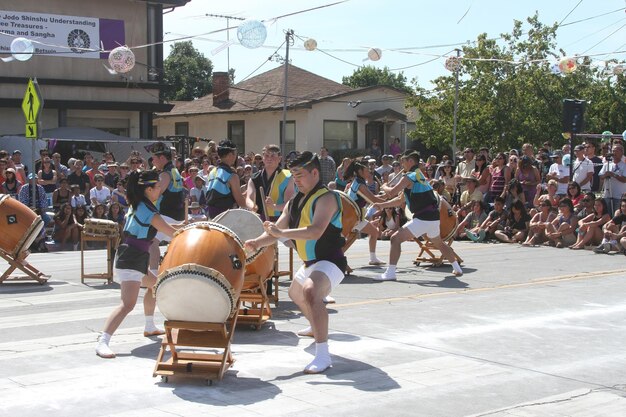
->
<box><xmin>613</xmin><ymin>64</ymin><xmax>625</xmax><ymax>75</ymax></box>
<box><xmin>558</xmin><ymin>57</ymin><xmax>577</xmax><ymax>74</ymax></box>
<box><xmin>445</xmin><ymin>56</ymin><xmax>461</xmax><ymax>72</ymax></box>
<box><xmin>602</xmin><ymin>131</ymin><xmax>613</xmax><ymax>143</ymax></box>
<box><xmin>304</xmin><ymin>38</ymin><xmax>317</xmax><ymax>51</ymax></box>
<box><xmin>108</xmin><ymin>46</ymin><xmax>135</xmax><ymax>73</ymax></box>
<box><xmin>237</xmin><ymin>19</ymin><xmax>267</xmax><ymax>49</ymax></box>
<box><xmin>1</xmin><ymin>37</ymin><xmax>35</xmax><ymax>62</ymax></box>
<box><xmin>367</xmin><ymin>47</ymin><xmax>382</xmax><ymax>61</ymax></box>
<box><xmin>549</xmin><ymin>62</ymin><xmax>561</xmax><ymax>74</ymax></box>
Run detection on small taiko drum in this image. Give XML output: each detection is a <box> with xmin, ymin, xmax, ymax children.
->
<box><xmin>83</xmin><ymin>218</ymin><xmax>119</xmax><ymax>237</ymax></box>
<box><xmin>155</xmin><ymin>222</ymin><xmax>246</xmax><ymax>323</ymax></box>
<box><xmin>213</xmin><ymin>209</ymin><xmax>275</xmax><ymax>280</ymax></box>
<box><xmin>0</xmin><ymin>194</ymin><xmax>44</xmax><ymax>257</ymax></box>
<box><xmin>335</xmin><ymin>191</ymin><xmax>361</xmax><ymax>252</ymax></box>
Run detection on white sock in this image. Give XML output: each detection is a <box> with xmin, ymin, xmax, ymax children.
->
<box><xmin>304</xmin><ymin>342</ymin><xmax>332</xmax><ymax>374</ymax></box>
<box><xmin>369</xmin><ymin>252</ymin><xmax>378</xmax><ymax>261</ymax></box>
<box><xmin>451</xmin><ymin>261</ymin><xmax>463</xmax><ymax>274</ymax></box>
<box><xmin>384</xmin><ymin>265</ymin><xmax>397</xmax><ymax>275</ymax></box>
<box><xmin>297</xmin><ymin>326</ymin><xmax>313</xmax><ymax>337</ymax></box>
<box><xmin>99</xmin><ymin>332</ymin><xmax>111</xmax><ymax>345</ymax></box>
<box><xmin>145</xmin><ymin>315</ymin><xmax>158</xmax><ymax>331</ymax></box>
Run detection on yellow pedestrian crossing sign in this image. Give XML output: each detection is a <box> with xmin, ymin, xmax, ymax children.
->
<box><xmin>25</xmin><ymin>123</ymin><xmax>37</xmax><ymax>138</ymax></box>
<box><xmin>22</xmin><ymin>79</ymin><xmax>43</xmax><ymax>124</ymax></box>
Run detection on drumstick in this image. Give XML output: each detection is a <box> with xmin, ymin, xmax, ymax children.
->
<box><xmin>259</xmin><ymin>186</ymin><xmax>269</xmax><ymax>220</ymax></box>
<box><xmin>184</xmin><ymin>199</ymin><xmax>189</xmax><ymax>224</ymax></box>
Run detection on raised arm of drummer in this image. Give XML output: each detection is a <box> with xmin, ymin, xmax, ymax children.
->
<box><xmin>244</xmin><ymin>202</ymin><xmax>292</xmax><ymax>252</ymax></box>
<box><xmin>266</xmin><ymin>177</ymin><xmax>296</xmax><ymax>213</ymax></box>
<box><xmin>381</xmin><ymin>175</ymin><xmax>411</xmax><ymax>199</ymax></box>
<box><xmin>151</xmin><ymin>213</ymin><xmax>178</xmax><ymax>239</ymax></box>
<box><xmin>356</xmin><ymin>181</ymin><xmax>387</xmax><ymax>205</ymax></box>
<box><xmin>229</xmin><ymin>173</ymin><xmax>249</xmax><ymax>210</ymax></box>
<box><xmin>244</xmin><ymin>177</ymin><xmax>258</xmax><ymax>211</ymax></box>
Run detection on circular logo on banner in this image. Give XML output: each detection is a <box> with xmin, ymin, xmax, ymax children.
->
<box><xmin>67</xmin><ymin>29</ymin><xmax>91</xmax><ymax>54</ymax></box>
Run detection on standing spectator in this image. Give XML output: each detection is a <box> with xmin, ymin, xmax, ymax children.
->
<box><xmin>507</xmin><ymin>154</ymin><xmax>519</xmax><ymax>177</ymax></box>
<box><xmin>455</xmin><ymin>147</ymin><xmax>476</xmax><ymax>193</ymax></box>
<box><xmin>440</xmin><ymin>160</ymin><xmax>457</xmax><ymax>199</ymax></box>
<box><xmin>473</xmin><ymin>154</ymin><xmax>491</xmax><ymax>196</ymax></box>
<box><xmin>37</xmin><ymin>156</ymin><xmax>57</xmax><ymax>207</ymax></box>
<box><xmin>67</xmin><ymin>160</ymin><xmax>91</xmax><ymax>197</ymax></box>
<box><xmin>388</xmin><ymin>160</ymin><xmax>403</xmax><ymax>185</ymax></box>
<box><xmin>11</xmin><ymin>150</ymin><xmax>28</xmax><ymax>182</ymax></box>
<box><xmin>546</xmin><ymin>150</ymin><xmax>570</xmax><ymax>196</ymax></box>
<box><xmin>19</xmin><ymin>173</ymin><xmax>50</xmax><ymax>226</ymax></box>
<box><xmin>334</xmin><ymin>157</ymin><xmax>351</xmax><ymax>191</ymax></box>
<box><xmin>376</xmin><ymin>155</ymin><xmax>394</xmax><ymax>177</ymax></box>
<box><xmin>34</xmin><ymin>148</ymin><xmax>53</xmax><ymax>173</ymax></box>
<box><xmin>571</xmin><ymin>144</ymin><xmax>594</xmax><ymax>192</ymax></box>
<box><xmin>190</xmin><ymin>175</ymin><xmax>207</xmax><ymax>207</ymax></box>
<box><xmin>369</xmin><ymin>138</ymin><xmax>382</xmax><ymax>162</ymax></box>
<box><xmin>598</xmin><ymin>144</ymin><xmax>626</xmax><ymax>215</ymax></box>
<box><xmin>521</xmin><ymin>143</ymin><xmax>540</xmax><ymax>169</ymax></box>
<box><xmin>183</xmin><ymin>165</ymin><xmax>199</xmax><ymax>189</ymax></box>
<box><xmin>318</xmin><ymin>147</ymin><xmax>336</xmax><ymax>186</ymax></box>
<box><xmin>515</xmin><ymin>156</ymin><xmax>540</xmax><ymax>204</ymax></box>
<box><xmin>84</xmin><ymin>154</ymin><xmax>103</xmax><ymax>188</ymax></box>
<box><xmin>486</xmin><ymin>153</ymin><xmax>511</xmax><ymax>204</ymax></box>
<box><xmin>90</xmin><ymin>174</ymin><xmax>111</xmax><ymax>207</ymax></box>
<box><xmin>104</xmin><ymin>163</ymin><xmax>120</xmax><ymax>189</ymax></box>
<box><xmin>584</xmin><ymin>142</ymin><xmax>603</xmax><ymax>192</ymax></box>
<box><xmin>51</xmin><ymin>153</ymin><xmax>69</xmax><ymax>180</ymax></box>
<box><xmin>198</xmin><ymin>159</ymin><xmax>212</xmax><ymax>183</ymax></box>
<box><xmin>367</xmin><ymin>159</ymin><xmax>382</xmax><ymax>191</ymax></box>
<box><xmin>2</xmin><ymin>168</ymin><xmax>21</xmax><ymax>198</ymax></box>
<box><xmin>389</xmin><ymin>137</ymin><xmax>402</xmax><ymax>157</ymax></box>
<box><xmin>118</xmin><ymin>162</ymin><xmax>130</xmax><ymax>182</ymax></box>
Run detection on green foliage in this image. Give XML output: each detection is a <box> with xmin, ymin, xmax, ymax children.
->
<box><xmin>406</xmin><ymin>13</ymin><xmax>626</xmax><ymax>153</ymax></box>
<box><xmin>163</xmin><ymin>41</ymin><xmax>213</xmax><ymax>101</ymax></box>
<box><xmin>342</xmin><ymin>65</ymin><xmax>413</xmax><ymax>93</ymax></box>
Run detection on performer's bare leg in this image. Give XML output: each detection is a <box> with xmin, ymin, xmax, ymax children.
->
<box><xmin>142</xmin><ymin>271</ymin><xmax>164</xmax><ymax>336</ymax></box>
<box><xmin>429</xmin><ymin>235</ymin><xmax>463</xmax><ymax>275</ymax></box>
<box><xmin>97</xmin><ymin>281</ymin><xmax>141</xmax><ymax>358</ymax></box>
<box><xmin>289</xmin><ymin>272</ymin><xmax>333</xmax><ymax>373</ymax></box>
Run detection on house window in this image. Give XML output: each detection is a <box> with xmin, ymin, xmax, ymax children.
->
<box><xmin>279</xmin><ymin>121</ymin><xmax>296</xmax><ymax>154</ymax></box>
<box><xmin>323</xmin><ymin>120</ymin><xmax>357</xmax><ymax>151</ymax></box>
<box><xmin>174</xmin><ymin>122</ymin><xmax>189</xmax><ymax>136</ymax></box>
<box><xmin>228</xmin><ymin>120</ymin><xmax>245</xmax><ymax>153</ymax></box>
<box><xmin>152</xmin><ymin>126</ymin><xmax>158</xmax><ymax>139</ymax></box>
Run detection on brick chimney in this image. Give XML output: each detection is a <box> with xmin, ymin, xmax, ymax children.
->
<box><xmin>212</xmin><ymin>72</ymin><xmax>230</xmax><ymax>106</ymax></box>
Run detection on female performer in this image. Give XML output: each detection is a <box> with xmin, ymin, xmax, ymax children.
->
<box><xmin>96</xmin><ymin>170</ymin><xmax>179</xmax><ymax>359</ymax></box>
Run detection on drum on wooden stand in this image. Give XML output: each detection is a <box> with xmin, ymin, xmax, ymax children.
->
<box><xmin>213</xmin><ymin>209</ymin><xmax>275</xmax><ymax>283</ymax></box>
<box><xmin>335</xmin><ymin>191</ymin><xmax>361</xmax><ymax>252</ymax></box>
<box><xmin>155</xmin><ymin>222</ymin><xmax>246</xmax><ymax>323</ymax></box>
<box><xmin>439</xmin><ymin>199</ymin><xmax>458</xmax><ymax>241</ymax></box>
<box><xmin>83</xmin><ymin>218</ymin><xmax>119</xmax><ymax>238</ymax></box>
<box><xmin>0</xmin><ymin>194</ymin><xmax>44</xmax><ymax>257</ymax></box>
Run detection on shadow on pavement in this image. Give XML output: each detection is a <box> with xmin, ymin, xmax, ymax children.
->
<box><xmin>170</xmin><ymin>373</ymin><xmax>281</xmax><ymax>405</ymax></box>
<box><xmin>233</xmin><ymin>321</ymin><xmax>300</xmax><ymax>347</ymax></box>
<box><xmin>414</xmin><ymin>276</ymin><xmax>470</xmax><ymax>288</ymax></box>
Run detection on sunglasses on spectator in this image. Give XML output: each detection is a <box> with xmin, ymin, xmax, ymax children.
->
<box><xmin>582</xmin><ymin>198</ymin><xmax>592</xmax><ymax>202</ymax></box>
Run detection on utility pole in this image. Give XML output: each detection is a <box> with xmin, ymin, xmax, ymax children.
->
<box><xmin>452</xmin><ymin>48</ymin><xmax>461</xmax><ymax>158</ymax></box>
<box><xmin>281</xmin><ymin>29</ymin><xmax>294</xmax><ymax>155</ymax></box>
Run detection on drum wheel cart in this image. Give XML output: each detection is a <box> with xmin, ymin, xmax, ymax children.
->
<box><xmin>153</xmin><ymin>303</ymin><xmax>240</xmax><ymax>385</ymax></box>
<box><xmin>412</xmin><ymin>235</ymin><xmax>463</xmax><ymax>267</ymax></box>
<box><xmin>0</xmin><ymin>248</ymin><xmax>48</xmax><ymax>285</ymax></box>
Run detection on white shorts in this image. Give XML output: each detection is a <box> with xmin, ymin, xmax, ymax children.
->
<box><xmin>404</xmin><ymin>218</ymin><xmax>440</xmax><ymax>239</ymax></box>
<box><xmin>353</xmin><ymin>219</ymin><xmax>369</xmax><ymax>232</ymax></box>
<box><xmin>114</xmin><ymin>268</ymin><xmax>145</xmax><ymax>283</ymax></box>
<box><xmin>154</xmin><ymin>214</ymin><xmax>177</xmax><ymax>242</ymax></box>
<box><xmin>294</xmin><ymin>261</ymin><xmax>344</xmax><ymax>290</ymax></box>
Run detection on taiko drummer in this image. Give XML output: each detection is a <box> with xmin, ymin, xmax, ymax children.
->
<box><xmin>245</xmin><ymin>152</ymin><xmax>346</xmax><ymax>374</ymax></box>
<box><xmin>96</xmin><ymin>170</ymin><xmax>181</xmax><ymax>359</ymax></box>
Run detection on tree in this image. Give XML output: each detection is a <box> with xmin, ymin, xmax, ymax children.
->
<box><xmin>163</xmin><ymin>41</ymin><xmax>213</xmax><ymax>101</ymax></box>
<box><xmin>407</xmin><ymin>13</ymin><xmax>626</xmax><ymax>153</ymax></box>
<box><xmin>342</xmin><ymin>65</ymin><xmax>412</xmax><ymax>93</ymax></box>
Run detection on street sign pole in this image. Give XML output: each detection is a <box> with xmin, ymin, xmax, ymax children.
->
<box><xmin>22</xmin><ymin>78</ymin><xmax>43</xmax><ymax>210</ymax></box>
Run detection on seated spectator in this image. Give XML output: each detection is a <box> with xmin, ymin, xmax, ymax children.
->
<box><xmin>74</xmin><ymin>205</ymin><xmax>89</xmax><ymax>230</ymax></box>
<box><xmin>531</xmin><ymin>180</ymin><xmax>560</xmax><ymax>215</ymax></box>
<box><xmin>455</xmin><ymin>177</ymin><xmax>483</xmax><ymax>219</ymax></box>
<box><xmin>110</xmin><ymin>177</ymin><xmax>129</xmax><ymax>212</ymax></box>
<box><xmin>494</xmin><ymin>200</ymin><xmax>531</xmax><ymax>243</ymax></box>
<box><xmin>457</xmin><ymin>200</ymin><xmax>488</xmax><ymax>240</ymax></box>
<box><xmin>70</xmin><ymin>184</ymin><xmax>88</xmax><ymax>209</ymax></box>
<box><xmin>440</xmin><ymin>160</ymin><xmax>457</xmax><ymax>197</ymax></box>
<box><xmin>566</xmin><ymin>181</ymin><xmax>584</xmax><ymax>212</ymax></box>
<box><xmin>52</xmin><ymin>203</ymin><xmax>80</xmax><ymax>249</ymax></box>
<box><xmin>107</xmin><ymin>201</ymin><xmax>125</xmax><ymax>236</ymax></box>
<box><xmin>575</xmin><ymin>192</ymin><xmax>596</xmax><ymax>220</ymax></box>
<box><xmin>188</xmin><ymin>201</ymin><xmax>208</xmax><ymax>222</ymax></box>
<box><xmin>466</xmin><ymin>196</ymin><xmax>507</xmax><ymax>242</ymax></box>
<box><xmin>2</xmin><ymin>167</ymin><xmax>21</xmax><ymax>198</ymax></box>
<box><xmin>104</xmin><ymin>163</ymin><xmax>119</xmax><ymax>189</ymax></box>
<box><xmin>374</xmin><ymin>207</ymin><xmax>407</xmax><ymax>240</ymax></box>
<box><xmin>570</xmin><ymin>198</ymin><xmax>610</xmax><ymax>250</ymax></box>
<box><xmin>183</xmin><ymin>165</ymin><xmax>199</xmax><ymax>189</ymax></box>
<box><xmin>387</xmin><ymin>160</ymin><xmax>403</xmax><ymax>185</ymax></box>
<box><xmin>90</xmin><ymin>174</ymin><xmax>111</xmax><ymax>206</ymax></box>
<box><xmin>501</xmin><ymin>179</ymin><xmax>526</xmax><ymax>210</ymax></box>
<box><xmin>544</xmin><ymin>198</ymin><xmax>577</xmax><ymax>248</ymax></box>
<box><xmin>51</xmin><ymin>153</ymin><xmax>69</xmax><ymax>180</ymax></box>
<box><xmin>52</xmin><ymin>178</ymin><xmax>71</xmax><ymax>212</ymax></box>
<box><xmin>19</xmin><ymin>174</ymin><xmax>50</xmax><ymax>226</ymax></box>
<box><xmin>92</xmin><ymin>204</ymin><xmax>107</xmax><ymax>220</ymax></box>
<box><xmin>522</xmin><ymin>199</ymin><xmax>556</xmax><ymax>246</ymax></box>
<box><xmin>67</xmin><ymin>160</ymin><xmax>91</xmax><ymax>197</ymax></box>
<box><xmin>430</xmin><ymin>179</ymin><xmax>452</xmax><ymax>203</ymax></box>
<box><xmin>593</xmin><ymin>197</ymin><xmax>626</xmax><ymax>254</ymax></box>
<box><xmin>190</xmin><ymin>175</ymin><xmax>207</xmax><ymax>206</ymax></box>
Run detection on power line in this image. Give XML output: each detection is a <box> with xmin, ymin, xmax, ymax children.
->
<box><xmin>557</xmin><ymin>0</ymin><xmax>584</xmax><ymax>27</ymax></box>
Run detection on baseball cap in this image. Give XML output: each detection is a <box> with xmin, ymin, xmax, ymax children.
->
<box><xmin>574</xmin><ymin>145</ymin><xmax>585</xmax><ymax>151</ymax></box>
<box><xmin>12</xmin><ymin>150</ymin><xmax>21</xmax><ymax>155</ymax></box>
<box><xmin>550</xmin><ymin>150</ymin><xmax>563</xmax><ymax>158</ymax></box>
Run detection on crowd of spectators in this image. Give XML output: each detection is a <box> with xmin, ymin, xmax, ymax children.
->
<box><xmin>1</xmin><ymin>136</ymin><xmax>625</xmax><ymax>256</ymax></box>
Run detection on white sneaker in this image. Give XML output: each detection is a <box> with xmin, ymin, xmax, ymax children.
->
<box><xmin>304</xmin><ymin>354</ymin><xmax>332</xmax><ymax>374</ymax></box>
<box><xmin>374</xmin><ymin>272</ymin><xmax>396</xmax><ymax>281</ymax></box>
<box><xmin>95</xmin><ymin>341</ymin><xmax>116</xmax><ymax>358</ymax></box>
<box><xmin>322</xmin><ymin>295</ymin><xmax>335</xmax><ymax>304</ymax></box>
<box><xmin>368</xmin><ymin>258</ymin><xmax>386</xmax><ymax>266</ymax></box>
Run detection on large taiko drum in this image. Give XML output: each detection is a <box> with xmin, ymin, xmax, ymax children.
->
<box><xmin>335</xmin><ymin>191</ymin><xmax>361</xmax><ymax>252</ymax></box>
<box><xmin>404</xmin><ymin>198</ymin><xmax>458</xmax><ymax>240</ymax></box>
<box><xmin>0</xmin><ymin>194</ymin><xmax>44</xmax><ymax>257</ymax></box>
<box><xmin>155</xmin><ymin>222</ymin><xmax>246</xmax><ymax>323</ymax></box>
<box><xmin>213</xmin><ymin>209</ymin><xmax>275</xmax><ymax>280</ymax></box>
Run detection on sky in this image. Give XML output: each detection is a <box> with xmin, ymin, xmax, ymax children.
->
<box><xmin>162</xmin><ymin>0</ymin><xmax>626</xmax><ymax>89</ymax></box>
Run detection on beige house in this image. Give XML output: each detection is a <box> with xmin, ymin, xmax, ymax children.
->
<box><xmin>0</xmin><ymin>0</ymin><xmax>189</xmax><ymax>139</ymax></box>
<box><xmin>154</xmin><ymin>65</ymin><xmax>412</xmax><ymax>155</ymax></box>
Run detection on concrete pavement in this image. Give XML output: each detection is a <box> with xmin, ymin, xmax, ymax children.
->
<box><xmin>1</xmin><ymin>239</ymin><xmax>625</xmax><ymax>416</ymax></box>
